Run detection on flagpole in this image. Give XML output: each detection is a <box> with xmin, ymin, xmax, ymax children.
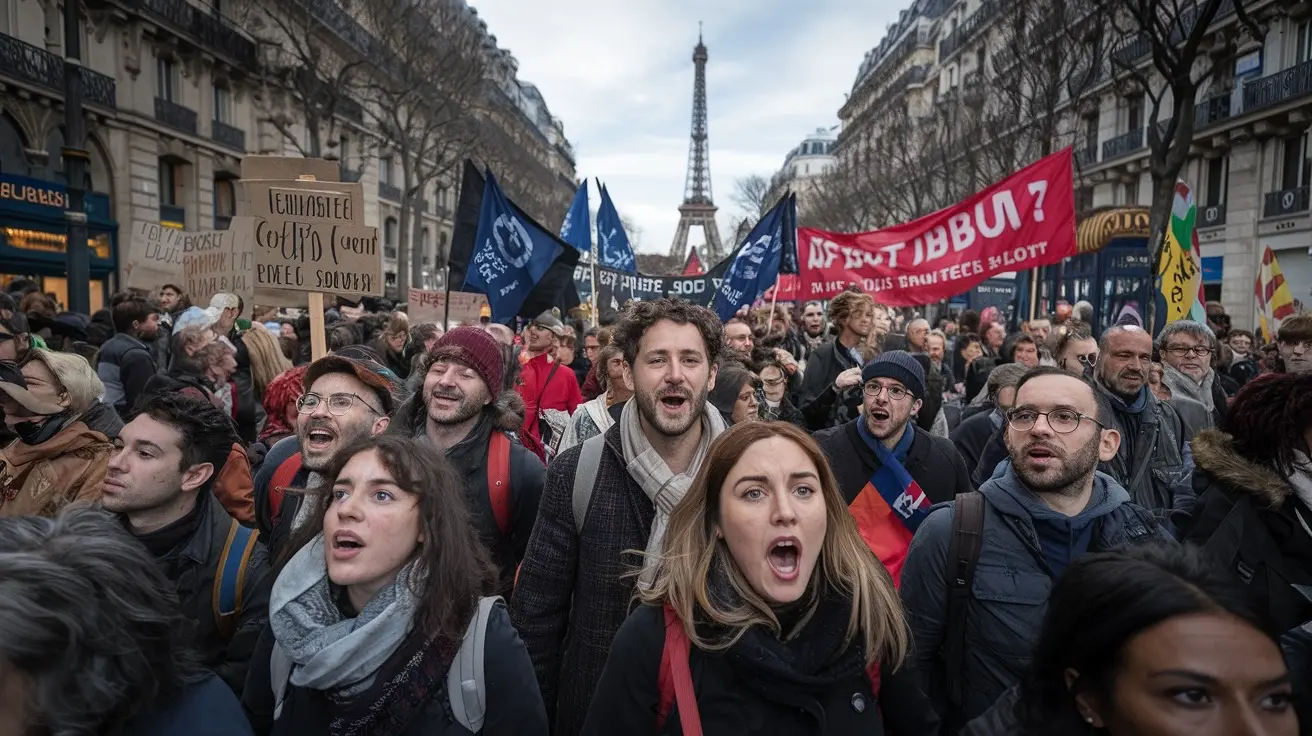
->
<box><xmin>590</xmin><ymin>245</ymin><xmax>599</xmax><ymax>328</ymax></box>
<box><xmin>442</xmin><ymin>263</ymin><xmax>452</xmax><ymax>330</ymax></box>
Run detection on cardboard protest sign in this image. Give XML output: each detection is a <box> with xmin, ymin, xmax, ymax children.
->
<box><xmin>124</xmin><ymin>221</ymin><xmax>185</xmax><ymax>291</ymax></box>
<box><xmin>182</xmin><ymin>221</ymin><xmax>255</xmax><ymax>307</ymax></box>
<box><xmin>240</xmin><ymin>156</ymin><xmax>340</xmax><ymax>183</ymax></box>
<box><xmin>408</xmin><ymin>288</ymin><xmax>489</xmax><ymax>327</ymax></box>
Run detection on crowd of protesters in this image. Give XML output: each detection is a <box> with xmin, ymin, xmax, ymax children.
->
<box><xmin>0</xmin><ymin>274</ymin><xmax>1310</xmax><ymax>735</ymax></box>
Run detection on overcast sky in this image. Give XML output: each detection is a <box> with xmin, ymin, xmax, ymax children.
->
<box><xmin>468</xmin><ymin>0</ymin><xmax>903</xmax><ymax>256</ymax></box>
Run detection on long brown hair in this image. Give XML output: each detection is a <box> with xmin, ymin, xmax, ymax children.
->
<box><xmin>284</xmin><ymin>434</ymin><xmax>497</xmax><ymax>640</ymax></box>
<box><xmin>641</xmin><ymin>421</ymin><xmax>909</xmax><ymax>668</ymax></box>
<box><xmin>242</xmin><ymin>326</ymin><xmax>292</xmax><ymax>397</ymax></box>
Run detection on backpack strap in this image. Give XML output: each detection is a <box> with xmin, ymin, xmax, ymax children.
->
<box><xmin>943</xmin><ymin>491</ymin><xmax>985</xmax><ymax>707</ymax></box>
<box><xmin>488</xmin><ymin>432</ymin><xmax>513</xmax><ymax>536</ymax></box>
<box><xmin>269</xmin><ymin>452</ymin><xmax>304</xmax><ymax>527</ymax></box>
<box><xmin>212</xmin><ymin>518</ymin><xmax>260</xmax><ymax>641</ymax></box>
<box><xmin>656</xmin><ymin>604</ymin><xmax>703</xmax><ymax>736</ymax></box>
<box><xmin>572</xmin><ymin>433</ymin><xmax>605</xmax><ymax>536</ymax></box>
<box><xmin>448</xmin><ymin>596</ymin><xmax>503</xmax><ymax>733</ymax></box>
<box><xmin>271</xmin><ymin>643</ymin><xmax>293</xmax><ymax>721</ymax></box>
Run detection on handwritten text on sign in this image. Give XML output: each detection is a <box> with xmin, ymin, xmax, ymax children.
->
<box><xmin>181</xmin><ymin>227</ymin><xmax>253</xmax><ymax>305</ymax></box>
<box><xmin>797</xmin><ymin>149</ymin><xmax>1077</xmax><ymax>305</ymax></box>
<box><xmin>243</xmin><ymin>181</ymin><xmax>381</xmax><ymax>297</ymax></box>
<box><xmin>407</xmin><ymin>288</ymin><xmax>488</xmax><ymax>326</ymax></box>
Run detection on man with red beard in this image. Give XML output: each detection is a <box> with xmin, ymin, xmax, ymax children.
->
<box><xmin>390</xmin><ymin>326</ymin><xmax>544</xmax><ymax>594</ymax></box>
<box><xmin>900</xmin><ymin>367</ymin><xmax>1167</xmax><ymax>731</ymax></box>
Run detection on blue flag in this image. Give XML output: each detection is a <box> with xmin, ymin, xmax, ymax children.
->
<box><xmin>463</xmin><ymin>171</ymin><xmax>564</xmax><ymax>321</ymax></box>
<box><xmin>559</xmin><ymin>180</ymin><xmax>590</xmax><ymax>253</ymax></box>
<box><xmin>778</xmin><ymin>192</ymin><xmax>800</xmax><ymax>275</ymax></box>
<box><xmin>595</xmin><ymin>182</ymin><xmax>637</xmax><ymax>273</ymax></box>
<box><xmin>713</xmin><ymin>195</ymin><xmax>794</xmax><ymax>321</ymax></box>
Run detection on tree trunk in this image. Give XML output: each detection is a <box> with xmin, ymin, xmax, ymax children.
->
<box><xmin>409</xmin><ymin>173</ymin><xmax>427</xmax><ymax>291</ymax></box>
<box><xmin>397</xmin><ymin>150</ymin><xmax>413</xmax><ymax>297</ymax></box>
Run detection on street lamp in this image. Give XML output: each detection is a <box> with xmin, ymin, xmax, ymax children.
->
<box><xmin>62</xmin><ymin>0</ymin><xmax>90</xmax><ymax>314</ymax></box>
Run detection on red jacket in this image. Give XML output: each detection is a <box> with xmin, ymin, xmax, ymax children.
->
<box><xmin>517</xmin><ymin>352</ymin><xmax>583</xmax><ymax>449</ymax></box>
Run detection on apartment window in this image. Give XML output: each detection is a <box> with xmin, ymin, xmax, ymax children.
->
<box><xmin>1076</xmin><ymin>186</ymin><xmax>1095</xmax><ymax>213</ymax></box>
<box><xmin>214</xmin><ymin>177</ymin><xmax>235</xmax><ymax>220</ymax></box>
<box><xmin>1127</xmin><ymin>94</ymin><xmax>1144</xmax><ymax>131</ymax></box>
<box><xmin>158</xmin><ymin>160</ymin><xmax>181</xmax><ymax>205</ymax></box>
<box><xmin>157</xmin><ymin>57</ymin><xmax>178</xmax><ymax>101</ymax></box>
<box><xmin>212</xmin><ymin>85</ymin><xmax>232</xmax><ymax>124</ymax></box>
<box><xmin>421</xmin><ymin>228</ymin><xmax>431</xmax><ymax>264</ymax></box>
<box><xmin>1</xmin><ymin>0</ymin><xmax>12</xmax><ymax>35</ymax></box>
<box><xmin>1124</xmin><ymin>179</ymin><xmax>1140</xmax><ymax>205</ymax></box>
<box><xmin>1084</xmin><ymin>113</ymin><xmax>1099</xmax><ymax>151</ymax></box>
<box><xmin>1205</xmin><ymin>157</ymin><xmax>1228</xmax><ymax>207</ymax></box>
<box><xmin>1297</xmin><ymin>21</ymin><xmax>1311</xmax><ymax>64</ymax></box>
<box><xmin>1279</xmin><ymin>133</ymin><xmax>1310</xmax><ymax>190</ymax></box>
<box><xmin>379</xmin><ymin>156</ymin><xmax>394</xmax><ymax>186</ymax></box>
<box><xmin>383</xmin><ymin>217</ymin><xmax>398</xmax><ymax>258</ymax></box>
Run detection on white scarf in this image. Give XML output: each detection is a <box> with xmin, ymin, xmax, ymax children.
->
<box><xmin>618</xmin><ymin>398</ymin><xmax>727</xmax><ymax>588</ymax></box>
<box><xmin>1160</xmin><ymin>362</ymin><xmax>1216</xmax><ymax>414</ymax></box>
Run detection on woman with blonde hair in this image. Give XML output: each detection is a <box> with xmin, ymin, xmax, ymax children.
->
<box><xmin>582</xmin><ymin>421</ymin><xmax>937</xmax><ymax>735</ymax></box>
<box><xmin>242</xmin><ymin>324</ymin><xmax>292</xmax><ymax>399</ymax></box>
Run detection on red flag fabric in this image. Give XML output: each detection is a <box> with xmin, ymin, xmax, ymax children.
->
<box><xmin>797</xmin><ymin>149</ymin><xmax>1077</xmax><ymax>305</ymax></box>
<box><xmin>682</xmin><ymin>248</ymin><xmax>704</xmax><ymax>276</ymax></box>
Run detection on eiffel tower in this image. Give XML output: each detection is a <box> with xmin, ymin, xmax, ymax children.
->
<box><xmin>668</xmin><ymin>25</ymin><xmax>724</xmax><ymax>262</ymax></box>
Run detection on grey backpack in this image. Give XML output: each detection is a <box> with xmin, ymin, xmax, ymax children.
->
<box><xmin>271</xmin><ymin>596</ymin><xmax>502</xmax><ymax>731</ymax></box>
<box><xmin>570</xmin><ymin>433</ymin><xmax>606</xmax><ymax>534</ymax></box>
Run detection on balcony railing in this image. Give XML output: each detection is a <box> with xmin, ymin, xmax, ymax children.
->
<box><xmin>136</xmin><ymin>0</ymin><xmax>257</xmax><ymax>69</ymax></box>
<box><xmin>1243</xmin><ymin>59</ymin><xmax>1312</xmax><ymax>115</ymax></box>
<box><xmin>379</xmin><ymin>181</ymin><xmax>402</xmax><ymax>202</ymax></box>
<box><xmin>939</xmin><ymin>1</ymin><xmax>996</xmax><ymax>60</ymax></box>
<box><xmin>1102</xmin><ymin>128</ymin><xmax>1145</xmax><ymax>161</ymax></box>
<box><xmin>1198</xmin><ymin>202</ymin><xmax>1226</xmax><ymax>228</ymax></box>
<box><xmin>155</xmin><ymin>97</ymin><xmax>197</xmax><ymax>135</ymax></box>
<box><xmin>0</xmin><ymin>31</ymin><xmax>117</xmax><ymax>108</ymax></box>
<box><xmin>211</xmin><ymin>120</ymin><xmax>244</xmax><ymax>151</ymax></box>
<box><xmin>1194</xmin><ymin>90</ymin><xmax>1235</xmax><ymax>129</ymax></box>
<box><xmin>1112</xmin><ymin>34</ymin><xmax>1152</xmax><ymax>68</ymax></box>
<box><xmin>1075</xmin><ymin>147</ymin><xmax>1098</xmax><ymax>168</ymax></box>
<box><xmin>160</xmin><ymin>204</ymin><xmax>186</xmax><ymax>226</ymax></box>
<box><xmin>1263</xmin><ymin>186</ymin><xmax>1311</xmax><ymax>219</ymax></box>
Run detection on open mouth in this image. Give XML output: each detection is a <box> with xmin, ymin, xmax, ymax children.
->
<box><xmin>767</xmin><ymin>538</ymin><xmax>801</xmax><ymax>581</ymax></box>
<box><xmin>331</xmin><ymin>531</ymin><xmax>365</xmax><ymax>559</ymax></box>
<box><xmin>870</xmin><ymin>408</ymin><xmax>891</xmax><ymax>422</ymax></box>
<box><xmin>1026</xmin><ymin>444</ymin><xmax>1059</xmax><ymax>463</ymax></box>
<box><xmin>658</xmin><ymin>394</ymin><xmax>689</xmax><ymax>411</ymax></box>
<box><xmin>305</xmin><ymin>426</ymin><xmax>336</xmax><ymax>450</ymax></box>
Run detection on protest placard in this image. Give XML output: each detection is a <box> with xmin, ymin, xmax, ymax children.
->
<box><xmin>124</xmin><ymin>221</ymin><xmax>185</xmax><ymax>291</ymax></box>
<box><xmin>408</xmin><ymin>288</ymin><xmax>489</xmax><ymax>327</ymax></box>
<box><xmin>240</xmin><ymin>155</ymin><xmax>340</xmax><ymax>183</ymax></box>
<box><xmin>181</xmin><ymin>220</ymin><xmax>254</xmax><ymax>307</ymax></box>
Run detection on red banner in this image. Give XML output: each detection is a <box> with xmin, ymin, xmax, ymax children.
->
<box><xmin>797</xmin><ymin>149</ymin><xmax>1076</xmax><ymax>305</ymax></box>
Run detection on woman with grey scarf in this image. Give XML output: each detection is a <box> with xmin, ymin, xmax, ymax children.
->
<box><xmin>241</xmin><ymin>434</ymin><xmax>546</xmax><ymax>736</ymax></box>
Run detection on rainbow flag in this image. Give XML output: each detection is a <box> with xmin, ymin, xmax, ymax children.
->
<box><xmin>1157</xmin><ymin>180</ymin><xmax>1207</xmax><ymax>324</ymax></box>
<box><xmin>1255</xmin><ymin>246</ymin><xmax>1298</xmax><ymax>343</ymax></box>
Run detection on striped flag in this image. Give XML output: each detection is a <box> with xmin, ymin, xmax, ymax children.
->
<box><xmin>1255</xmin><ymin>246</ymin><xmax>1298</xmax><ymax>343</ymax></box>
<box><xmin>1157</xmin><ymin>180</ymin><xmax>1207</xmax><ymax>324</ymax></box>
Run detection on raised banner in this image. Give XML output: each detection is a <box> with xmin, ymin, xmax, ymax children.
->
<box><xmin>573</xmin><ymin>257</ymin><xmax>733</xmax><ymax>319</ymax></box>
<box><xmin>798</xmin><ymin>149</ymin><xmax>1076</xmax><ymax>305</ymax></box>
<box><xmin>407</xmin><ymin>288</ymin><xmax>489</xmax><ymax>326</ymax></box>
<box><xmin>125</xmin><ymin>221</ymin><xmax>254</xmax><ymax>307</ymax></box>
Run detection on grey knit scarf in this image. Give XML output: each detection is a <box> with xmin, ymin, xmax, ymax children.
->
<box><xmin>1160</xmin><ymin>362</ymin><xmax>1216</xmax><ymax>414</ymax></box>
<box><xmin>268</xmin><ymin>534</ymin><xmax>419</xmax><ymax>697</ymax></box>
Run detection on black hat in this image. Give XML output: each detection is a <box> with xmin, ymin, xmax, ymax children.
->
<box><xmin>860</xmin><ymin>350</ymin><xmax>926</xmax><ymax>399</ymax></box>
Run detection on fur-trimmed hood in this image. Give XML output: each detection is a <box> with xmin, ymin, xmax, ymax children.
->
<box><xmin>1192</xmin><ymin>428</ymin><xmax>1292</xmax><ymax>507</ymax></box>
<box><xmin>392</xmin><ymin>386</ymin><xmax>526</xmax><ymax>436</ymax></box>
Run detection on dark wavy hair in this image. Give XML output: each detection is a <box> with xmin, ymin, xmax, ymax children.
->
<box><xmin>1012</xmin><ymin>543</ymin><xmax>1279</xmax><ymax>735</ymax></box>
<box><xmin>0</xmin><ymin>508</ymin><xmax>206</xmax><ymax>735</ymax></box>
<box><xmin>1224</xmin><ymin>372</ymin><xmax>1312</xmax><ymax>476</ymax></box>
<box><xmin>285</xmin><ymin>433</ymin><xmax>498</xmax><ymax>640</ymax></box>
<box><xmin>612</xmin><ymin>298</ymin><xmax>722</xmax><ymax>368</ymax></box>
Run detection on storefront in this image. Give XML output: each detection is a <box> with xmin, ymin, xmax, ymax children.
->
<box><xmin>0</xmin><ymin>173</ymin><xmax>117</xmax><ymax>311</ymax></box>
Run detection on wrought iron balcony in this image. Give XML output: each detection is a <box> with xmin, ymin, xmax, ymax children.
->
<box><xmin>160</xmin><ymin>204</ymin><xmax>186</xmax><ymax>226</ymax></box>
<box><xmin>1263</xmin><ymin>186</ymin><xmax>1311</xmax><ymax>219</ymax></box>
<box><xmin>0</xmin><ymin>31</ymin><xmax>117</xmax><ymax>108</ymax></box>
<box><xmin>1111</xmin><ymin>34</ymin><xmax>1151</xmax><ymax>69</ymax></box>
<box><xmin>1243</xmin><ymin>59</ymin><xmax>1312</xmax><ymax>115</ymax></box>
<box><xmin>1194</xmin><ymin>90</ymin><xmax>1234</xmax><ymax>129</ymax></box>
<box><xmin>378</xmin><ymin>181</ymin><xmax>402</xmax><ymax>202</ymax></box>
<box><xmin>939</xmin><ymin>1</ymin><xmax>996</xmax><ymax>60</ymax></box>
<box><xmin>1198</xmin><ymin>202</ymin><xmax>1226</xmax><ymax>228</ymax></box>
<box><xmin>155</xmin><ymin>97</ymin><xmax>197</xmax><ymax>135</ymax></box>
<box><xmin>136</xmin><ymin>0</ymin><xmax>257</xmax><ymax>69</ymax></box>
<box><xmin>1102</xmin><ymin>128</ymin><xmax>1145</xmax><ymax>161</ymax></box>
<box><xmin>211</xmin><ymin>120</ymin><xmax>244</xmax><ymax>151</ymax></box>
<box><xmin>1075</xmin><ymin>147</ymin><xmax>1098</xmax><ymax>168</ymax></box>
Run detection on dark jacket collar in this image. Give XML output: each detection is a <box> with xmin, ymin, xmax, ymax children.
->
<box><xmin>1193</xmin><ymin>429</ymin><xmax>1293</xmax><ymax>508</ymax></box>
<box><xmin>179</xmin><ymin>490</ymin><xmax>226</xmax><ymax>565</ymax></box>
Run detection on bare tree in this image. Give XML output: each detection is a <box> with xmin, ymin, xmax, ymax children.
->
<box><xmin>359</xmin><ymin>0</ymin><xmax>488</xmax><ymax>294</ymax></box>
<box><xmin>731</xmin><ymin>174</ymin><xmax>773</xmax><ymax>223</ymax></box>
<box><xmin>1093</xmin><ymin>0</ymin><xmax>1264</xmax><ymax>327</ymax></box>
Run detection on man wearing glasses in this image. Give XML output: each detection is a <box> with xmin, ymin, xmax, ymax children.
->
<box><xmin>901</xmin><ymin>367</ymin><xmax>1168</xmax><ymax>730</ymax></box>
<box><xmin>1157</xmin><ymin>320</ymin><xmax>1228</xmax><ymax>428</ymax></box>
<box><xmin>253</xmin><ymin>354</ymin><xmax>397</xmax><ymax>559</ymax></box>
<box><xmin>816</xmin><ymin>351</ymin><xmax>972</xmax><ymax>582</ymax></box>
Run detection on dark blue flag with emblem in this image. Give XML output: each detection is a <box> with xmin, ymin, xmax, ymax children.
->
<box><xmin>559</xmin><ymin>180</ymin><xmax>590</xmax><ymax>253</ymax></box>
<box><xmin>595</xmin><ymin>182</ymin><xmax>637</xmax><ymax>273</ymax></box>
<box><xmin>778</xmin><ymin>192</ymin><xmax>800</xmax><ymax>274</ymax></box>
<box><xmin>713</xmin><ymin>194</ymin><xmax>793</xmax><ymax>321</ymax></box>
<box><xmin>463</xmin><ymin>171</ymin><xmax>564</xmax><ymax>321</ymax></box>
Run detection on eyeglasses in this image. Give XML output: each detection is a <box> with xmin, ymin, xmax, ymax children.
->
<box><xmin>1065</xmin><ymin>352</ymin><xmax>1098</xmax><ymax>367</ymax></box>
<box><xmin>761</xmin><ymin>375</ymin><xmax>787</xmax><ymax>388</ymax></box>
<box><xmin>1163</xmin><ymin>345</ymin><xmax>1213</xmax><ymax>358</ymax></box>
<box><xmin>863</xmin><ymin>382</ymin><xmax>911</xmax><ymax>401</ymax></box>
<box><xmin>584</xmin><ymin>344</ymin><xmax>601</xmax><ymax>354</ymax></box>
<box><xmin>1280</xmin><ymin>339</ymin><xmax>1312</xmax><ymax>351</ymax></box>
<box><xmin>1007</xmin><ymin>408</ymin><xmax>1104</xmax><ymax>434</ymax></box>
<box><xmin>297</xmin><ymin>392</ymin><xmax>384</xmax><ymax>417</ymax></box>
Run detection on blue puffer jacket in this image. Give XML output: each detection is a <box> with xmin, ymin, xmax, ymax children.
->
<box><xmin>900</xmin><ymin>461</ymin><xmax>1169</xmax><ymax>730</ymax></box>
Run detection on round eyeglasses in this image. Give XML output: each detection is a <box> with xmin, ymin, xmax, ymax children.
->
<box><xmin>863</xmin><ymin>382</ymin><xmax>911</xmax><ymax>401</ymax></box>
<box><xmin>296</xmin><ymin>392</ymin><xmax>384</xmax><ymax>417</ymax></box>
<box><xmin>1007</xmin><ymin>408</ymin><xmax>1103</xmax><ymax>434</ymax></box>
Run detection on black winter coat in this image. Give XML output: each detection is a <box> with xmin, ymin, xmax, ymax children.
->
<box><xmin>949</xmin><ymin>409</ymin><xmax>998</xmax><ymax>477</ymax></box>
<box><xmin>798</xmin><ymin>340</ymin><xmax>863</xmax><ymax>431</ymax></box>
<box><xmin>815</xmin><ymin>420</ymin><xmax>972</xmax><ymax>507</ymax></box>
<box><xmin>510</xmin><ymin>422</ymin><xmax>659</xmax><ymax>736</ymax></box>
<box><xmin>242</xmin><ymin>603</ymin><xmax>547</xmax><ymax>736</ymax></box>
<box><xmin>581</xmin><ymin>604</ymin><xmax>940</xmax><ymax>736</ymax></box>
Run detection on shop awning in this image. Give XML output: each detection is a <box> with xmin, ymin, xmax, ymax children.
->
<box><xmin>1076</xmin><ymin>207</ymin><xmax>1151</xmax><ymax>254</ymax></box>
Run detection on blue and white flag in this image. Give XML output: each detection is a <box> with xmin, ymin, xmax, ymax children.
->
<box><xmin>713</xmin><ymin>195</ymin><xmax>794</xmax><ymax>321</ymax></box>
<box><xmin>463</xmin><ymin>171</ymin><xmax>564</xmax><ymax>321</ymax></box>
<box><xmin>559</xmin><ymin>180</ymin><xmax>590</xmax><ymax>253</ymax></box>
<box><xmin>595</xmin><ymin>182</ymin><xmax>637</xmax><ymax>273</ymax></box>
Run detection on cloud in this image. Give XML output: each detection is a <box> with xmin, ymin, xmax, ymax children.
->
<box><xmin>468</xmin><ymin>0</ymin><xmax>902</xmax><ymax>259</ymax></box>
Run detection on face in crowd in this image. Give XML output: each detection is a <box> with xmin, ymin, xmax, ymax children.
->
<box><xmin>868</xmin><ymin>305</ymin><xmax>888</xmax><ymax>337</ymax></box>
<box><xmin>862</xmin><ymin>376</ymin><xmax>921</xmax><ymax>443</ymax></box>
<box><xmin>906</xmin><ymin>320</ymin><xmax>929</xmax><ymax>351</ymax></box>
<box><xmin>1004</xmin><ymin>372</ymin><xmax>1119</xmax><ymax>498</ymax></box>
<box><xmin>1058</xmin><ymin>336</ymin><xmax>1099</xmax><ymax>376</ymax></box>
<box><xmin>1028</xmin><ymin>319</ymin><xmax>1052</xmax><ymax>344</ymax></box>
<box><xmin>423</xmin><ymin>357</ymin><xmax>491</xmax><ymax>427</ymax></box>
<box><xmin>961</xmin><ymin>338</ymin><xmax>983</xmax><ymax>364</ymax></box>
<box><xmin>1098</xmin><ymin>327</ymin><xmax>1153</xmax><ymax>401</ymax></box>
<box><xmin>1160</xmin><ymin>331</ymin><xmax>1214</xmax><ymax>382</ymax></box>
<box><xmin>926</xmin><ymin>334</ymin><xmax>946</xmax><ymax>365</ymax></box>
<box><xmin>296</xmin><ymin>373</ymin><xmax>390</xmax><ymax>472</ymax></box>
<box><xmin>583</xmin><ymin>333</ymin><xmax>601</xmax><ymax>364</ymax></box>
<box><xmin>1278</xmin><ymin>335</ymin><xmax>1312</xmax><ymax>374</ymax></box>
<box><xmin>802</xmin><ymin>303</ymin><xmax>824</xmax><ymax>337</ymax></box>
<box><xmin>731</xmin><ymin>379</ymin><xmax>760</xmax><ymax>425</ymax></box>
<box><xmin>1227</xmin><ymin>332</ymin><xmax>1252</xmax><ymax>356</ymax></box>
<box><xmin>633</xmin><ymin>319</ymin><xmax>716</xmax><ymax>437</ymax></box>
<box><xmin>1013</xmin><ymin>338</ymin><xmax>1040</xmax><ymax>369</ymax></box>
<box><xmin>717</xmin><ymin>433</ymin><xmax>826</xmax><ymax>605</ymax></box>
<box><xmin>102</xmin><ymin>414</ymin><xmax>210</xmax><ymax>526</ymax></box>
<box><xmin>724</xmin><ymin>321</ymin><xmax>754</xmax><ymax>355</ymax></box>
<box><xmin>158</xmin><ymin>286</ymin><xmax>181</xmax><ymax>312</ymax></box>
<box><xmin>523</xmin><ymin>323</ymin><xmax>555</xmax><ymax>354</ymax></box>
<box><xmin>759</xmin><ymin>364</ymin><xmax>787</xmax><ymax>404</ymax></box>
<box><xmin>985</xmin><ymin>323</ymin><xmax>1006</xmax><ymax>351</ymax></box>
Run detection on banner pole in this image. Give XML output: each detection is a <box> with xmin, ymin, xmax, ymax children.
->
<box><xmin>442</xmin><ymin>264</ymin><xmax>452</xmax><ymax>331</ymax></box>
<box><xmin>766</xmin><ymin>283</ymin><xmax>780</xmax><ymax>329</ymax></box>
<box><xmin>590</xmin><ymin>246</ymin><xmax>599</xmax><ymax>328</ymax></box>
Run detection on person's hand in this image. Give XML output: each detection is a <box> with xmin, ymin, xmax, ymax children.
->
<box><xmin>773</xmin><ymin>348</ymin><xmax>798</xmax><ymax>374</ymax></box>
<box><xmin>835</xmin><ymin>367</ymin><xmax>862</xmax><ymax>390</ymax></box>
